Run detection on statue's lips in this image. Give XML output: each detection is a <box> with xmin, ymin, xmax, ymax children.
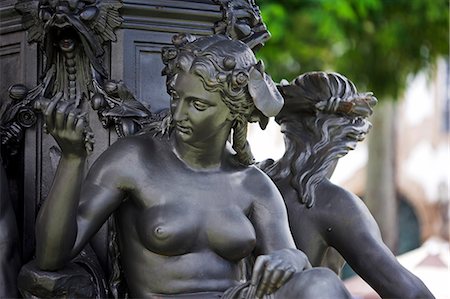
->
<box><xmin>60</xmin><ymin>39</ymin><xmax>74</xmax><ymax>49</ymax></box>
<box><xmin>175</xmin><ymin>124</ymin><xmax>192</xmax><ymax>134</ymax></box>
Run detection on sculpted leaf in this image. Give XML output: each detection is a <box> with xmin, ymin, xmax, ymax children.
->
<box><xmin>92</xmin><ymin>0</ymin><xmax>124</xmax><ymax>43</ymax></box>
<box><xmin>15</xmin><ymin>1</ymin><xmax>45</xmax><ymax>44</ymax></box>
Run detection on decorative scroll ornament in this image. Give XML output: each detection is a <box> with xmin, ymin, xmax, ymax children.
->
<box><xmin>0</xmin><ymin>85</ymin><xmax>36</xmax><ymax>157</ymax></box>
<box><xmin>1</xmin><ymin>0</ymin><xmax>153</xmax><ymax>157</ymax></box>
<box><xmin>214</xmin><ymin>0</ymin><xmax>271</xmax><ymax>51</ymax></box>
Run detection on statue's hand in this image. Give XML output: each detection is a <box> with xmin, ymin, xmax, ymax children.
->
<box><xmin>36</xmin><ymin>92</ymin><xmax>94</xmax><ymax>157</ymax></box>
<box><xmin>251</xmin><ymin>248</ymin><xmax>311</xmax><ymax>298</ymax></box>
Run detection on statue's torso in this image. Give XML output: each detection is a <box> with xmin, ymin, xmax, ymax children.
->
<box><xmin>109</xmin><ymin>135</ymin><xmax>258</xmax><ymax>296</ymax></box>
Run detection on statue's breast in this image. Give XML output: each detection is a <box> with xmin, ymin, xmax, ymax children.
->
<box><xmin>134</xmin><ymin>199</ymin><xmax>256</xmax><ymax>261</ymax></box>
<box><xmin>135</xmin><ymin>203</ymin><xmax>200</xmax><ymax>256</ymax></box>
<box><xmin>205</xmin><ymin>206</ymin><xmax>256</xmax><ymax>262</ymax></box>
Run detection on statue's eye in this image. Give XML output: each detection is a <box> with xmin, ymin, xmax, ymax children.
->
<box><xmin>39</xmin><ymin>8</ymin><xmax>52</xmax><ymax>21</ymax></box>
<box><xmin>192</xmin><ymin>100</ymin><xmax>209</xmax><ymax>111</ymax></box>
<box><xmin>80</xmin><ymin>6</ymin><xmax>98</xmax><ymax>21</ymax></box>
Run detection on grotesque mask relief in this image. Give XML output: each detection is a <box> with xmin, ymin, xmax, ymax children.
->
<box><xmin>1</xmin><ymin>0</ymin><xmax>152</xmax><ymax>159</ymax></box>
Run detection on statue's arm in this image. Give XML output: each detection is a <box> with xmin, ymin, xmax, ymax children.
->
<box><xmin>249</xmin><ymin>170</ymin><xmax>311</xmax><ymax>297</ymax></box>
<box><xmin>319</xmin><ymin>181</ymin><xmax>434</xmax><ymax>299</ymax></box>
<box><xmin>35</xmin><ymin>97</ymin><xmax>126</xmax><ymax>271</ymax></box>
<box><xmin>35</xmin><ymin>152</ymin><xmax>125</xmax><ymax>271</ymax></box>
<box><xmin>35</xmin><ymin>154</ymin><xmax>85</xmax><ymax>270</ymax></box>
<box><xmin>251</xmin><ymin>179</ymin><xmax>297</xmax><ymax>255</ymax></box>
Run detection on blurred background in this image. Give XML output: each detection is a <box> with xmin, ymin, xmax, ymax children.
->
<box><xmin>247</xmin><ymin>0</ymin><xmax>449</xmax><ymax>298</ymax></box>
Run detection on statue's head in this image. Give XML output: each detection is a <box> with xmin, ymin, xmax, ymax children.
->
<box><xmin>277</xmin><ymin>72</ymin><xmax>376</xmax><ymax>151</ymax></box>
<box><xmin>162</xmin><ymin>34</ymin><xmax>283</xmax><ymax>165</ymax></box>
<box><xmin>267</xmin><ymin>72</ymin><xmax>376</xmax><ymax>207</ymax></box>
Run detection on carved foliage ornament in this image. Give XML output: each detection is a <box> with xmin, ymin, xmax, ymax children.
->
<box><xmin>15</xmin><ymin>0</ymin><xmax>123</xmax><ymax>77</ymax></box>
<box><xmin>214</xmin><ymin>0</ymin><xmax>271</xmax><ymax>51</ymax></box>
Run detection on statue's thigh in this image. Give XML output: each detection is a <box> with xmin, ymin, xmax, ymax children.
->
<box><xmin>274</xmin><ymin>268</ymin><xmax>351</xmax><ymax>299</ymax></box>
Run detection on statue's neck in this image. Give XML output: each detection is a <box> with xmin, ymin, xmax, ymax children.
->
<box><xmin>172</xmin><ymin>127</ymin><xmax>231</xmax><ymax>170</ymax></box>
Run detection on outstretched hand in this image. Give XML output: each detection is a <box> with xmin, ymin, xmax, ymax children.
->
<box><xmin>35</xmin><ymin>92</ymin><xmax>94</xmax><ymax>157</ymax></box>
<box><xmin>251</xmin><ymin>248</ymin><xmax>311</xmax><ymax>298</ymax></box>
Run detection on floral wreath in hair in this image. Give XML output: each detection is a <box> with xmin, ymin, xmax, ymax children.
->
<box><xmin>161</xmin><ymin>33</ymin><xmax>284</xmax><ymax>130</ymax></box>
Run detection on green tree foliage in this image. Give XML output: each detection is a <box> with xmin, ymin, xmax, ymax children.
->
<box><xmin>257</xmin><ymin>0</ymin><xmax>449</xmax><ymax>99</ymax></box>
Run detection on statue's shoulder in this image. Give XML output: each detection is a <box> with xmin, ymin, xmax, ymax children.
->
<box><xmin>239</xmin><ymin>164</ymin><xmax>283</xmax><ymax>201</ymax></box>
<box><xmin>316</xmin><ymin>179</ymin><xmax>360</xmax><ymax>207</ymax></box>
<box><xmin>99</xmin><ymin>133</ymin><xmax>170</xmax><ymax>165</ymax></box>
<box><xmin>314</xmin><ymin>179</ymin><xmax>372</xmax><ymax>225</ymax></box>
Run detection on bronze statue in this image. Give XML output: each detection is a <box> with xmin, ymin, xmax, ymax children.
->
<box><xmin>261</xmin><ymin>71</ymin><xmax>434</xmax><ymax>299</ymax></box>
<box><xmin>34</xmin><ymin>34</ymin><xmax>350</xmax><ymax>298</ymax></box>
<box><xmin>2</xmin><ymin>1</ymin><xmax>435</xmax><ymax>298</ymax></box>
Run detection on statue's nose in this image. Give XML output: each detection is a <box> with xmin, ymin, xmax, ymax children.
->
<box><xmin>172</xmin><ymin>99</ymin><xmax>188</xmax><ymax>122</ymax></box>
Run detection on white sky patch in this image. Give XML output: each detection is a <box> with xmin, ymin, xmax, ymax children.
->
<box><xmin>330</xmin><ymin>142</ymin><xmax>368</xmax><ymax>185</ymax></box>
<box><xmin>405</xmin><ymin>142</ymin><xmax>450</xmax><ymax>202</ymax></box>
<box><xmin>247</xmin><ymin>119</ymin><xmax>285</xmax><ymax>162</ymax></box>
<box><xmin>404</xmin><ymin>73</ymin><xmax>433</xmax><ymax>126</ymax></box>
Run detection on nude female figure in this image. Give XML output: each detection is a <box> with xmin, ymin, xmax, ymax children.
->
<box><xmin>261</xmin><ymin>72</ymin><xmax>434</xmax><ymax>298</ymax></box>
<box><xmin>35</xmin><ymin>35</ymin><xmax>350</xmax><ymax>298</ymax></box>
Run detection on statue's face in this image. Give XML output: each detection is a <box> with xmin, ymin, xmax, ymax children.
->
<box><xmin>171</xmin><ymin>72</ymin><xmax>232</xmax><ymax>145</ymax></box>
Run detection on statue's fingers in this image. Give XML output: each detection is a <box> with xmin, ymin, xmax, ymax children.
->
<box><xmin>275</xmin><ymin>267</ymin><xmax>295</xmax><ymax>289</ymax></box>
<box><xmin>267</xmin><ymin>268</ymin><xmax>284</xmax><ymax>293</ymax></box>
<box><xmin>66</xmin><ymin>108</ymin><xmax>81</xmax><ymax>131</ymax></box>
<box><xmin>74</xmin><ymin>115</ymin><xmax>86</xmax><ymax>135</ymax></box>
<box><xmin>256</xmin><ymin>260</ymin><xmax>283</xmax><ymax>298</ymax></box>
<box><xmin>66</xmin><ymin>111</ymin><xmax>77</xmax><ymax>131</ymax></box>
<box><xmin>251</xmin><ymin>255</ymin><xmax>269</xmax><ymax>287</ymax></box>
<box><xmin>256</xmin><ymin>266</ymin><xmax>273</xmax><ymax>297</ymax></box>
<box><xmin>55</xmin><ymin>101</ymin><xmax>71</xmax><ymax>131</ymax></box>
<box><xmin>43</xmin><ymin>93</ymin><xmax>62</xmax><ymax>132</ymax></box>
